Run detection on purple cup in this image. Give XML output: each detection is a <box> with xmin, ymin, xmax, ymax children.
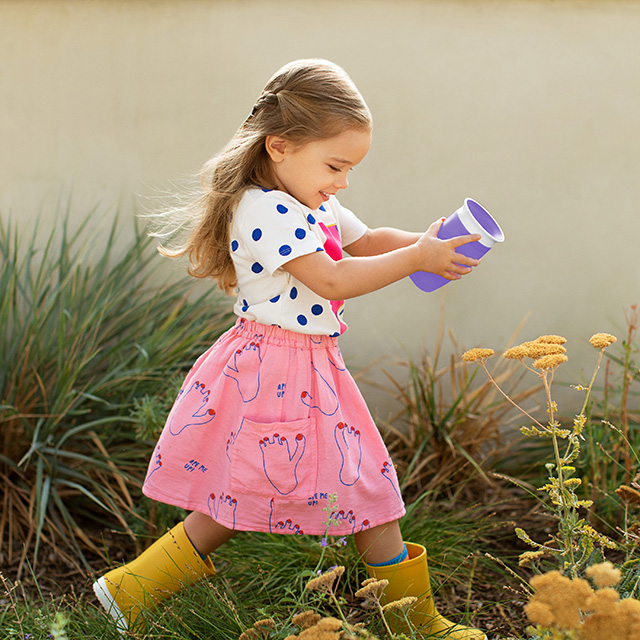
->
<box><xmin>410</xmin><ymin>198</ymin><xmax>504</xmax><ymax>292</ymax></box>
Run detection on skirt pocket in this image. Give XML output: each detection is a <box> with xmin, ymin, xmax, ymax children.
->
<box><xmin>228</xmin><ymin>416</ymin><xmax>318</xmax><ymax>499</ymax></box>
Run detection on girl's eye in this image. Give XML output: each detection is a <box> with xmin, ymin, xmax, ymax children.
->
<box><xmin>328</xmin><ymin>165</ymin><xmax>341</xmax><ymax>172</ymax></box>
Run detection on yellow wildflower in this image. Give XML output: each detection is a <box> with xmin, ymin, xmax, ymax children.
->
<box><xmin>298</xmin><ymin>627</ymin><xmax>341</xmax><ymax>640</ymax></box>
<box><xmin>585</xmin><ymin>587</ymin><xmax>620</xmax><ymax>614</ymax></box>
<box><xmin>586</xmin><ymin>562</ymin><xmax>621</xmax><ymax>588</ymax></box>
<box><xmin>503</xmin><ymin>345</ymin><xmax>528</xmax><ymax>360</ymax></box>
<box><xmin>518</xmin><ymin>550</ymin><xmax>545</xmax><ymax>567</ymax></box>
<box><xmin>589</xmin><ymin>333</ymin><xmax>617</xmax><ymax>349</ymax></box>
<box><xmin>533</xmin><ymin>354</ymin><xmax>568</xmax><ymax>370</ymax></box>
<box><xmin>355</xmin><ymin>578</ymin><xmax>388</xmax><ymax>605</ymax></box>
<box><xmin>580</xmin><ymin>591</ymin><xmax>640</xmax><ymax>640</ymax></box>
<box><xmin>292</xmin><ymin>611</ymin><xmax>322</xmax><ymax>629</ymax></box>
<box><xmin>297</xmin><ymin>617</ymin><xmax>343</xmax><ymax>640</ymax></box>
<box><xmin>305</xmin><ymin>566</ymin><xmax>345</xmax><ymax>593</ymax></box>
<box><xmin>528</xmin><ymin>571</ymin><xmax>593</xmax><ymax>630</ymax></box>
<box><xmin>581</xmin><ymin>524</ymin><xmax>618</xmax><ymax>549</ymax></box>
<box><xmin>316</xmin><ymin>618</ymin><xmax>342</xmax><ymax>631</ymax></box>
<box><xmin>616</xmin><ymin>485</ymin><xmax>640</xmax><ymax>506</ymax></box>
<box><xmin>524</xmin><ymin>600</ymin><xmax>555</xmax><ymax>627</ymax></box>
<box><xmin>462</xmin><ymin>348</ymin><xmax>495</xmax><ymax>363</ymax></box>
<box><xmin>525</xmin><ymin>342</ymin><xmax>567</xmax><ymax>359</ymax></box>
<box><xmin>504</xmin><ymin>341</ymin><xmax>566</xmax><ymax>360</ymax></box>
<box><xmin>617</xmin><ymin>596</ymin><xmax>640</xmax><ymax>619</ymax></box>
<box><xmin>359</xmin><ymin>577</ymin><xmax>379</xmax><ymax>587</ymax></box>
<box><xmin>253</xmin><ymin>618</ymin><xmax>276</xmax><ymax>630</ymax></box>
<box><xmin>382</xmin><ymin>596</ymin><xmax>418</xmax><ymax>611</ymax></box>
<box><xmin>536</xmin><ymin>335</ymin><xmax>567</xmax><ymax>345</ymax></box>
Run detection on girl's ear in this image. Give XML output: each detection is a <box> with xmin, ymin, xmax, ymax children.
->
<box><xmin>265</xmin><ymin>135</ymin><xmax>288</xmax><ymax>162</ymax></box>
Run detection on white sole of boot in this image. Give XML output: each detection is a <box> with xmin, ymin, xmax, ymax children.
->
<box><xmin>93</xmin><ymin>576</ymin><xmax>128</xmax><ymax>636</ymax></box>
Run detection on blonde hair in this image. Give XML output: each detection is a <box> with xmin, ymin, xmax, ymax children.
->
<box><xmin>155</xmin><ymin>59</ymin><xmax>372</xmax><ymax>294</ymax></box>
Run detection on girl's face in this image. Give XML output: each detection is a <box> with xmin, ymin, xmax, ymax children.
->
<box><xmin>265</xmin><ymin>128</ymin><xmax>372</xmax><ymax>210</ymax></box>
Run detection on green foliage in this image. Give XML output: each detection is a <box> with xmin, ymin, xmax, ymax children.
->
<box><xmin>618</xmin><ymin>558</ymin><xmax>640</xmax><ymax>600</ymax></box>
<box><xmin>373</xmin><ymin>321</ymin><xmax>539</xmax><ymax>502</ymax></box>
<box><xmin>0</xmin><ymin>210</ymin><xmax>234</xmax><ymax>573</ymax></box>
<box><xmin>578</xmin><ymin>306</ymin><xmax>640</xmax><ymax>523</ymax></box>
<box><xmin>464</xmin><ymin>333</ymin><xmax>621</xmax><ymax>578</ymax></box>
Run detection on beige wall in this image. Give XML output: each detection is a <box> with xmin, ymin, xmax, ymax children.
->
<box><xmin>2</xmin><ymin>0</ymin><xmax>639</xmax><ymax>415</ymax></box>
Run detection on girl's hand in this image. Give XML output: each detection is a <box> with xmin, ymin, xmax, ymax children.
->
<box><xmin>414</xmin><ymin>218</ymin><xmax>481</xmax><ymax>280</ymax></box>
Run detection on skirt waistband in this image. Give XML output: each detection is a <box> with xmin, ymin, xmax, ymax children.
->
<box><xmin>232</xmin><ymin>317</ymin><xmax>339</xmax><ymax>349</ymax></box>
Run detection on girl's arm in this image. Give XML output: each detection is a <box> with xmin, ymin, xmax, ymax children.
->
<box><xmin>344</xmin><ymin>227</ymin><xmax>422</xmax><ymax>256</ymax></box>
<box><xmin>282</xmin><ymin>219</ymin><xmax>480</xmax><ymax>300</ymax></box>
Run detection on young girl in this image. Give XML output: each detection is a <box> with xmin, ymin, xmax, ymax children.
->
<box><xmin>93</xmin><ymin>59</ymin><xmax>485</xmax><ymax>640</ymax></box>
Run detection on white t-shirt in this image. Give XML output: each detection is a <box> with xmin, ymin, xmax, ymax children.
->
<box><xmin>230</xmin><ymin>188</ymin><xmax>367</xmax><ymax>336</ymax></box>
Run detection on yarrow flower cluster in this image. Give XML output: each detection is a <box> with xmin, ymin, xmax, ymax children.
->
<box><xmin>355</xmin><ymin>576</ymin><xmax>417</xmax><ymax>638</ymax></box>
<box><xmin>533</xmin><ymin>354</ymin><xmax>569</xmax><ymax>371</ymax></box>
<box><xmin>285</xmin><ymin>616</ymin><xmax>344</xmax><ymax>640</ymax></box>
<box><xmin>381</xmin><ymin>596</ymin><xmax>418</xmax><ymax>612</ymax></box>
<box><xmin>589</xmin><ymin>332</ymin><xmax>617</xmax><ymax>349</ymax></box>
<box><xmin>354</xmin><ymin>577</ymin><xmax>389</xmax><ymax>607</ymax></box>
<box><xmin>305</xmin><ymin>566</ymin><xmax>345</xmax><ymax>593</ymax></box>
<box><xmin>503</xmin><ymin>340</ymin><xmax>567</xmax><ymax>361</ymax></box>
<box><xmin>291</xmin><ymin>610</ymin><xmax>322</xmax><ymax>629</ymax></box>
<box><xmin>586</xmin><ymin>561</ymin><xmax>621</xmax><ymax>588</ymax></box>
<box><xmin>461</xmin><ymin>348</ymin><xmax>495</xmax><ymax>363</ymax></box>
<box><xmin>525</xmin><ymin>567</ymin><xmax>640</xmax><ymax>640</ymax></box>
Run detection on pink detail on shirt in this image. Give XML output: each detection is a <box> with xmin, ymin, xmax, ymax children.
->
<box><xmin>318</xmin><ymin>221</ymin><xmax>347</xmax><ymax>334</ymax></box>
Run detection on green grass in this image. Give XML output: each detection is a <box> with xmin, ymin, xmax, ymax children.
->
<box><xmin>0</xmin><ymin>493</ymin><xmax>528</xmax><ymax>639</ymax></box>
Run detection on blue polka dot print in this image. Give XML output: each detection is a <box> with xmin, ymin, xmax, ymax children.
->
<box><xmin>231</xmin><ymin>240</ymin><xmax>239</xmax><ymax>251</ymax></box>
<box><xmin>277</xmin><ymin>204</ymin><xmax>288</xmax><ymax>214</ymax></box>
<box><xmin>297</xmin><ymin>314</ymin><xmax>308</xmax><ymax>326</ymax></box>
<box><xmin>252</xmin><ymin>228</ymin><xmax>262</xmax><ymax>241</ymax></box>
<box><xmin>279</xmin><ymin>245</ymin><xmax>292</xmax><ymax>257</ymax></box>
<box><xmin>295</xmin><ymin>228</ymin><xmax>306</xmax><ymax>239</ymax></box>
<box><xmin>311</xmin><ymin>304</ymin><xmax>323</xmax><ymax>316</ymax></box>
<box><xmin>251</xmin><ymin>262</ymin><xmax>264</xmax><ymax>274</ymax></box>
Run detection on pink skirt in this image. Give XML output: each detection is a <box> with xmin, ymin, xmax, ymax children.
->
<box><xmin>142</xmin><ymin>318</ymin><xmax>405</xmax><ymax>536</ymax></box>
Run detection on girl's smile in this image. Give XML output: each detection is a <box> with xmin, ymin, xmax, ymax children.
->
<box><xmin>265</xmin><ymin>128</ymin><xmax>372</xmax><ymax>210</ymax></box>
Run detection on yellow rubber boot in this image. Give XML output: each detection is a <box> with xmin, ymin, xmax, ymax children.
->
<box><xmin>93</xmin><ymin>522</ymin><xmax>216</xmax><ymax>635</ymax></box>
<box><xmin>365</xmin><ymin>542</ymin><xmax>485</xmax><ymax>640</ymax></box>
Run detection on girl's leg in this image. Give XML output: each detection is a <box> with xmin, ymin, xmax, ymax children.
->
<box><xmin>184</xmin><ymin>510</ymin><xmax>238</xmax><ymax>556</ymax></box>
<box><xmin>354</xmin><ymin>520</ymin><xmax>404</xmax><ymax>565</ymax></box>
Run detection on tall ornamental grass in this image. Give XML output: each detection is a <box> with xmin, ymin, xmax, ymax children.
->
<box><xmin>0</xmin><ymin>210</ymin><xmax>234</xmax><ymax>575</ymax></box>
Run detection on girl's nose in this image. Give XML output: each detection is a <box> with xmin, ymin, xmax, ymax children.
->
<box><xmin>334</xmin><ymin>173</ymin><xmax>349</xmax><ymax>190</ymax></box>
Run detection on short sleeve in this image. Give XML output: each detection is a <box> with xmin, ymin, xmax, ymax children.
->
<box><xmin>332</xmin><ymin>200</ymin><xmax>368</xmax><ymax>247</ymax></box>
<box><xmin>238</xmin><ymin>193</ymin><xmax>325</xmax><ymax>275</ymax></box>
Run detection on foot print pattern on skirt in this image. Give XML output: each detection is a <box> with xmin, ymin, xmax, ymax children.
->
<box><xmin>225</xmin><ymin>418</ymin><xmax>245</xmax><ymax>462</ymax></box>
<box><xmin>260</xmin><ymin>432</ymin><xmax>306</xmax><ymax>495</ymax></box>
<box><xmin>144</xmin><ymin>446</ymin><xmax>162</xmax><ymax>484</ymax></box>
<box><xmin>208</xmin><ymin>492</ymin><xmax>238</xmax><ymax>529</ymax></box>
<box><xmin>381</xmin><ymin>458</ymin><xmax>402</xmax><ymax>499</ymax></box>
<box><xmin>300</xmin><ymin>364</ymin><xmax>339</xmax><ymax>416</ymax></box>
<box><xmin>334</xmin><ymin>422</ymin><xmax>361</xmax><ymax>486</ymax></box>
<box><xmin>167</xmin><ymin>381</ymin><xmax>216</xmax><ymax>436</ymax></box>
<box><xmin>223</xmin><ymin>340</ymin><xmax>262</xmax><ymax>402</ymax></box>
<box><xmin>269</xmin><ymin>498</ymin><xmax>304</xmax><ymax>534</ymax></box>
